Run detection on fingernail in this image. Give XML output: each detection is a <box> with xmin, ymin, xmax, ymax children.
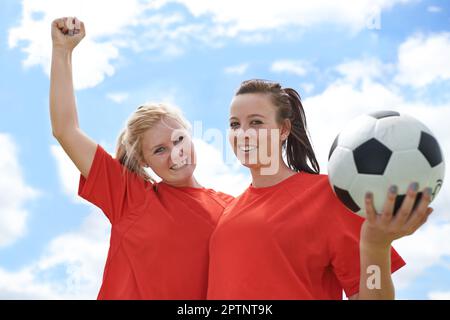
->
<box><xmin>389</xmin><ymin>185</ymin><xmax>398</xmax><ymax>194</ymax></box>
<box><xmin>409</xmin><ymin>182</ymin><xmax>419</xmax><ymax>192</ymax></box>
<box><xmin>425</xmin><ymin>187</ymin><xmax>433</xmax><ymax>197</ymax></box>
<box><xmin>365</xmin><ymin>192</ymin><xmax>373</xmax><ymax>200</ymax></box>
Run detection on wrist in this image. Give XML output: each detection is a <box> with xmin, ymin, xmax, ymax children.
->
<box><xmin>52</xmin><ymin>46</ymin><xmax>73</xmax><ymax>56</ymax></box>
<box><xmin>360</xmin><ymin>240</ymin><xmax>391</xmax><ymax>254</ymax></box>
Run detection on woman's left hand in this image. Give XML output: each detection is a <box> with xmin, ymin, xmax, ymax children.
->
<box><xmin>361</xmin><ymin>182</ymin><xmax>434</xmax><ymax>249</ymax></box>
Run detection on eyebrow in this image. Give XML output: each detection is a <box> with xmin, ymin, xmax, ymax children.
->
<box><xmin>229</xmin><ymin>114</ymin><xmax>266</xmax><ymax>121</ymax></box>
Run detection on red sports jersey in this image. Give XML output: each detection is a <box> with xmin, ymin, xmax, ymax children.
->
<box><xmin>207</xmin><ymin>172</ymin><xmax>406</xmax><ymax>300</ymax></box>
<box><xmin>78</xmin><ymin>145</ymin><xmax>233</xmax><ymax>299</ymax></box>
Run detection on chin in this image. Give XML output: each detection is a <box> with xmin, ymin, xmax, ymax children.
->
<box><xmin>238</xmin><ymin>159</ymin><xmax>261</xmax><ymax>170</ymax></box>
<box><xmin>169</xmin><ymin>164</ymin><xmax>196</xmax><ymax>181</ymax></box>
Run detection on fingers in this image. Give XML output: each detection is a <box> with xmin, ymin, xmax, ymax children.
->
<box><xmin>52</xmin><ymin>17</ymin><xmax>83</xmax><ymax>36</ymax></box>
<box><xmin>379</xmin><ymin>185</ymin><xmax>396</xmax><ymax>225</ymax></box>
<box><xmin>392</xmin><ymin>182</ymin><xmax>420</xmax><ymax>226</ymax></box>
<box><xmin>404</xmin><ymin>207</ymin><xmax>432</xmax><ymax>236</ymax></box>
<box><xmin>417</xmin><ymin>207</ymin><xmax>434</xmax><ymax>229</ymax></box>
<box><xmin>66</xmin><ymin>17</ymin><xmax>76</xmax><ymax>36</ymax></box>
<box><xmin>80</xmin><ymin>21</ymin><xmax>86</xmax><ymax>36</ymax></box>
<box><xmin>403</xmin><ymin>187</ymin><xmax>433</xmax><ymax>234</ymax></box>
<box><xmin>74</xmin><ymin>18</ymin><xmax>81</xmax><ymax>35</ymax></box>
<box><xmin>53</xmin><ymin>18</ymin><xmax>65</xmax><ymax>29</ymax></box>
<box><xmin>364</xmin><ymin>192</ymin><xmax>377</xmax><ymax>224</ymax></box>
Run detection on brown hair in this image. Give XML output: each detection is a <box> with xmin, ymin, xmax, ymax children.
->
<box><xmin>235</xmin><ymin>79</ymin><xmax>320</xmax><ymax>174</ymax></box>
<box><xmin>115</xmin><ymin>103</ymin><xmax>190</xmax><ymax>182</ymax></box>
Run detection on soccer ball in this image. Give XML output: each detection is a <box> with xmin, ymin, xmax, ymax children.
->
<box><xmin>327</xmin><ymin>110</ymin><xmax>445</xmax><ymax>218</ymax></box>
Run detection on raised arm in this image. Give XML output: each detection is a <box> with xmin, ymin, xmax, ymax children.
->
<box><xmin>50</xmin><ymin>17</ymin><xmax>97</xmax><ymax>178</ymax></box>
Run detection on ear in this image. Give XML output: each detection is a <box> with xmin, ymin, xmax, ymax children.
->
<box><xmin>280</xmin><ymin>119</ymin><xmax>291</xmax><ymax>141</ymax></box>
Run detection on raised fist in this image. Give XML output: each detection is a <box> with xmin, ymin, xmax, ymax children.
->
<box><xmin>51</xmin><ymin>17</ymin><xmax>85</xmax><ymax>51</ymax></box>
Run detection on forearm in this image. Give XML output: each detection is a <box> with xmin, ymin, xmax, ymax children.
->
<box><xmin>357</xmin><ymin>243</ymin><xmax>395</xmax><ymax>300</ymax></box>
<box><xmin>49</xmin><ymin>47</ymin><xmax>79</xmax><ymax>138</ymax></box>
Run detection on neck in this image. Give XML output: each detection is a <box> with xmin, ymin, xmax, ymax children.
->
<box><xmin>164</xmin><ymin>175</ymin><xmax>202</xmax><ymax>188</ymax></box>
<box><xmin>249</xmin><ymin>161</ymin><xmax>297</xmax><ymax>188</ymax></box>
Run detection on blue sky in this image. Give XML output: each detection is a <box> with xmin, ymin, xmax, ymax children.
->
<box><xmin>1</xmin><ymin>0</ymin><xmax>450</xmax><ymax>299</ymax></box>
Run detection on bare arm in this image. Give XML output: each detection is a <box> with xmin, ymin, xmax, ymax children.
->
<box><xmin>357</xmin><ymin>244</ymin><xmax>395</xmax><ymax>299</ymax></box>
<box><xmin>50</xmin><ymin>17</ymin><xmax>96</xmax><ymax>178</ymax></box>
<box><xmin>355</xmin><ymin>185</ymin><xmax>433</xmax><ymax>300</ymax></box>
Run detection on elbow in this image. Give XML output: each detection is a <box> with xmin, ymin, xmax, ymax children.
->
<box><xmin>52</xmin><ymin>129</ymin><xmax>63</xmax><ymax>141</ymax></box>
<box><xmin>52</xmin><ymin>128</ymin><xmax>73</xmax><ymax>142</ymax></box>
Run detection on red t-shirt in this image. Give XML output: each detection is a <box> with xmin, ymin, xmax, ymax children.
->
<box><xmin>207</xmin><ymin>172</ymin><xmax>406</xmax><ymax>300</ymax></box>
<box><xmin>78</xmin><ymin>145</ymin><xmax>233</xmax><ymax>299</ymax></box>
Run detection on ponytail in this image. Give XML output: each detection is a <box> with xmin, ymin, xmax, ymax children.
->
<box><xmin>283</xmin><ymin>88</ymin><xmax>320</xmax><ymax>174</ymax></box>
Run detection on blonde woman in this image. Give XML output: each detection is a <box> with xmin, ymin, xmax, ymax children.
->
<box><xmin>50</xmin><ymin>17</ymin><xmax>233</xmax><ymax>299</ymax></box>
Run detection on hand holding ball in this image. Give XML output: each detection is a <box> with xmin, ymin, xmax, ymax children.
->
<box><xmin>328</xmin><ymin>111</ymin><xmax>445</xmax><ymax>218</ymax></box>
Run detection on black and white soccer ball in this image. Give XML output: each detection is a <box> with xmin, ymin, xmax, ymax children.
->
<box><xmin>327</xmin><ymin>110</ymin><xmax>445</xmax><ymax>218</ymax></box>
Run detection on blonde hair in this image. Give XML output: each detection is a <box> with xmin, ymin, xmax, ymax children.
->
<box><xmin>115</xmin><ymin>103</ymin><xmax>191</xmax><ymax>183</ymax></box>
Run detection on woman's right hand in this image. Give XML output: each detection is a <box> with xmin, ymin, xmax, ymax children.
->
<box><xmin>51</xmin><ymin>17</ymin><xmax>85</xmax><ymax>52</ymax></box>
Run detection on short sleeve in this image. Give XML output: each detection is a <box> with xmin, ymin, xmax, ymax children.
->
<box><xmin>78</xmin><ymin>144</ymin><xmax>152</xmax><ymax>224</ymax></box>
<box><xmin>327</xmin><ymin>199</ymin><xmax>406</xmax><ymax>298</ymax></box>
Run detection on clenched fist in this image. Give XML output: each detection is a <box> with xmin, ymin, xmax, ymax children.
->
<box><xmin>51</xmin><ymin>17</ymin><xmax>85</xmax><ymax>51</ymax></box>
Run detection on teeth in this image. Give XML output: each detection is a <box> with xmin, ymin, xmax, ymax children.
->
<box><xmin>171</xmin><ymin>159</ymin><xmax>187</xmax><ymax>170</ymax></box>
<box><xmin>239</xmin><ymin>146</ymin><xmax>256</xmax><ymax>152</ymax></box>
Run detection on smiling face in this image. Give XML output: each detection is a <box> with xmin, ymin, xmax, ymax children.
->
<box><xmin>140</xmin><ymin>116</ymin><xmax>196</xmax><ymax>185</ymax></box>
<box><xmin>229</xmin><ymin>93</ymin><xmax>290</xmax><ymax>170</ymax></box>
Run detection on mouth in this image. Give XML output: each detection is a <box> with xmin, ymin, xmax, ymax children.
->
<box><xmin>238</xmin><ymin>145</ymin><xmax>257</xmax><ymax>152</ymax></box>
<box><xmin>170</xmin><ymin>159</ymin><xmax>188</xmax><ymax>171</ymax></box>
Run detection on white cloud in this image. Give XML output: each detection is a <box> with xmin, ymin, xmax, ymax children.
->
<box><xmin>9</xmin><ymin>0</ymin><xmax>413</xmax><ymax>89</ymax></box>
<box><xmin>393</xmin><ymin>221</ymin><xmax>450</xmax><ymax>291</ymax></box>
<box><xmin>271</xmin><ymin>60</ymin><xmax>310</xmax><ymax>77</ymax></box>
<box><xmin>0</xmin><ymin>209</ymin><xmax>110</xmax><ymax>299</ymax></box>
<box><xmin>50</xmin><ymin>145</ymin><xmax>86</xmax><ymax>204</ymax></box>
<box><xmin>300</xmin><ymin>83</ymin><xmax>315</xmax><ymax>94</ymax></box>
<box><xmin>169</xmin><ymin>0</ymin><xmax>411</xmax><ymax>34</ymax></box>
<box><xmin>50</xmin><ymin>143</ymin><xmax>116</xmax><ymax>203</ymax></box>
<box><xmin>224</xmin><ymin>63</ymin><xmax>249</xmax><ymax>75</ymax></box>
<box><xmin>106</xmin><ymin>92</ymin><xmax>129</xmax><ymax>104</ymax></box>
<box><xmin>0</xmin><ymin>134</ymin><xmax>39</xmax><ymax>248</ymax></box>
<box><xmin>429</xmin><ymin>291</ymin><xmax>450</xmax><ymax>299</ymax></box>
<box><xmin>395</xmin><ymin>32</ymin><xmax>450</xmax><ymax>88</ymax></box>
<box><xmin>427</xmin><ymin>6</ymin><xmax>442</xmax><ymax>13</ymax></box>
<box><xmin>335</xmin><ymin>58</ymin><xmax>394</xmax><ymax>84</ymax></box>
<box><xmin>8</xmin><ymin>0</ymin><xmax>149</xmax><ymax>90</ymax></box>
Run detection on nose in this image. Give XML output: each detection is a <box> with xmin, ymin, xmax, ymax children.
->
<box><xmin>235</xmin><ymin>127</ymin><xmax>257</xmax><ymax>141</ymax></box>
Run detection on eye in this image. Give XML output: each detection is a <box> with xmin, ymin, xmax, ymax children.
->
<box><xmin>230</xmin><ymin>122</ymin><xmax>240</xmax><ymax>129</ymax></box>
<box><xmin>250</xmin><ymin>119</ymin><xmax>263</xmax><ymax>125</ymax></box>
<box><xmin>154</xmin><ymin>146</ymin><xmax>166</xmax><ymax>154</ymax></box>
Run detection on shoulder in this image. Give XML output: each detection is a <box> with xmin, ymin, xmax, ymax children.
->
<box><xmin>286</xmin><ymin>171</ymin><xmax>334</xmax><ymax>199</ymax></box>
<box><xmin>99</xmin><ymin>144</ymin><xmax>154</xmax><ymax>189</ymax></box>
<box><xmin>291</xmin><ymin>172</ymin><xmax>364</xmax><ymax>223</ymax></box>
<box><xmin>207</xmin><ymin>189</ymin><xmax>235</xmax><ymax>206</ymax></box>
